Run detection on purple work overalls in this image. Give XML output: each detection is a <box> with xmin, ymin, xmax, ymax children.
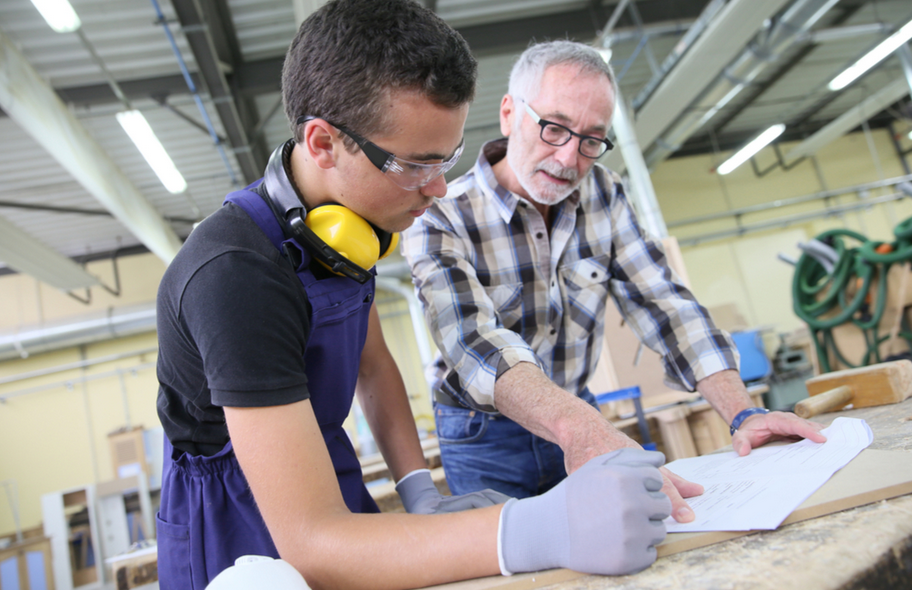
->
<box><xmin>156</xmin><ymin>184</ymin><xmax>379</xmax><ymax>590</ymax></box>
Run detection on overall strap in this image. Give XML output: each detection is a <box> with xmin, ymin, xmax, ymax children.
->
<box><xmin>224</xmin><ymin>182</ymin><xmax>287</xmax><ymax>252</ymax></box>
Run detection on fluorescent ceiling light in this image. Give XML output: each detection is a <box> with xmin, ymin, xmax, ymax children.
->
<box><xmin>717</xmin><ymin>124</ymin><xmax>786</xmax><ymax>175</ymax></box>
<box><xmin>116</xmin><ymin>110</ymin><xmax>188</xmax><ymax>194</ymax></box>
<box><xmin>29</xmin><ymin>0</ymin><xmax>81</xmax><ymax>33</ymax></box>
<box><xmin>828</xmin><ymin>18</ymin><xmax>912</xmax><ymax>91</ymax></box>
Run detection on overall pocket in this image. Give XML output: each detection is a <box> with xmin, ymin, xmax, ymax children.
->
<box><xmin>155</xmin><ymin>512</ymin><xmax>193</xmax><ymax>589</ymax></box>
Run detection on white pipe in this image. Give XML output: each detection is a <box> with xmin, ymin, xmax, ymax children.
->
<box><xmin>611</xmin><ymin>88</ymin><xmax>667</xmax><ymax>238</ymax></box>
<box><xmin>0</xmin><ymin>303</ymin><xmax>157</xmax><ymax>361</ymax></box>
<box><xmin>0</xmin><ymin>361</ymin><xmax>156</xmax><ymax>403</ymax></box>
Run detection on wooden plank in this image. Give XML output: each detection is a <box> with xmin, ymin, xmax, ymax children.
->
<box><xmin>687</xmin><ymin>409</ymin><xmax>730</xmax><ymax>455</ymax></box>
<box><xmin>651</xmin><ymin>405</ymin><xmax>697</xmax><ymax>461</ymax></box>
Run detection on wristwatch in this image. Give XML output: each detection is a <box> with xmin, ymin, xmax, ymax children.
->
<box><xmin>730</xmin><ymin>407</ymin><xmax>770</xmax><ymax>435</ymax></box>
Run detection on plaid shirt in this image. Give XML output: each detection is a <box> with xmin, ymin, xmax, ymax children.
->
<box><xmin>403</xmin><ymin>139</ymin><xmax>737</xmax><ymax>412</ymax></box>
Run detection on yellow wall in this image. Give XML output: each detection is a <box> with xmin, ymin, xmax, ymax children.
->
<box><xmin>373</xmin><ymin>291</ymin><xmax>436</xmax><ymax>434</ymax></box>
<box><xmin>0</xmin><ymin>253</ymin><xmax>166</xmax><ymax>330</ymax></box>
<box><xmin>0</xmin><ymin>334</ymin><xmax>159</xmax><ymax>535</ymax></box>
<box><xmin>652</xmin><ymin>127</ymin><xmax>912</xmax><ymax>334</ymax></box>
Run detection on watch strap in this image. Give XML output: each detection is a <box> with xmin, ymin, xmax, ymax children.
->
<box><xmin>730</xmin><ymin>407</ymin><xmax>770</xmax><ymax>435</ymax></box>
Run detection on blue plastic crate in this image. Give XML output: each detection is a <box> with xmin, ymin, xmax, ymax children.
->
<box><xmin>730</xmin><ymin>330</ymin><xmax>772</xmax><ymax>383</ymax></box>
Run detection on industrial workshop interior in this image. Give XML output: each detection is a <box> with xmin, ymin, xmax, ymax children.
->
<box><xmin>1</xmin><ymin>0</ymin><xmax>912</xmax><ymax>588</ymax></box>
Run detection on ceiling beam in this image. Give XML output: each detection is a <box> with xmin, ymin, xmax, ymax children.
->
<box><xmin>25</xmin><ymin>1</ymin><xmax>713</xmax><ymax>111</ymax></box>
<box><xmin>603</xmin><ymin>0</ymin><xmax>793</xmax><ymax>173</ymax></box>
<box><xmin>784</xmin><ymin>78</ymin><xmax>911</xmax><ymax>163</ymax></box>
<box><xmin>0</xmin><ymin>73</ymin><xmax>202</xmax><ymax>117</ymax></box>
<box><xmin>0</xmin><ymin>216</ymin><xmax>100</xmax><ymax>290</ymax></box>
<box><xmin>671</xmin><ymin>110</ymin><xmax>897</xmax><ymax>159</ymax></box>
<box><xmin>171</xmin><ymin>0</ymin><xmax>265</xmax><ymax>184</ymax></box>
<box><xmin>0</xmin><ymin>28</ymin><xmax>183</xmax><ymax>269</ymax></box>
<box><xmin>58</xmin><ymin>73</ymin><xmax>201</xmax><ymax>108</ymax></box>
<box><xmin>197</xmin><ymin>0</ymin><xmax>271</xmax><ymax>168</ymax></box>
<box><xmin>704</xmin><ymin>0</ymin><xmax>868</xmax><ymax>137</ymax></box>
<box><xmin>0</xmin><ymin>199</ymin><xmax>197</xmax><ymax>225</ymax></box>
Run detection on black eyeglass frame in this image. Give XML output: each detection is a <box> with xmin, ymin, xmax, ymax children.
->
<box><xmin>296</xmin><ymin>115</ymin><xmax>463</xmax><ymax>190</ymax></box>
<box><xmin>521</xmin><ymin>102</ymin><xmax>614</xmax><ymax>159</ymax></box>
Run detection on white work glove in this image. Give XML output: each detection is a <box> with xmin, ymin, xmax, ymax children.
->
<box><xmin>396</xmin><ymin>469</ymin><xmax>512</xmax><ymax>514</ymax></box>
<box><xmin>498</xmin><ymin>448</ymin><xmax>671</xmax><ymax>576</ymax></box>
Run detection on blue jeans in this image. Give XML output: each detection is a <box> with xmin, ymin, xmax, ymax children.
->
<box><xmin>435</xmin><ymin>389</ymin><xmax>599</xmax><ymax>498</ymax></box>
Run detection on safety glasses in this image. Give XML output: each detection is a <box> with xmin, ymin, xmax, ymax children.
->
<box><xmin>297</xmin><ymin>116</ymin><xmax>464</xmax><ymax>190</ymax></box>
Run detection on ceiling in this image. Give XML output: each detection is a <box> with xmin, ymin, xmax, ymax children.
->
<box><xmin>0</xmin><ymin>0</ymin><xmax>911</xmax><ymax>295</ymax></box>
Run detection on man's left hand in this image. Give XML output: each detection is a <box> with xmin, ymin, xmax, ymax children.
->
<box><xmin>731</xmin><ymin>411</ymin><xmax>827</xmax><ymax>456</ymax></box>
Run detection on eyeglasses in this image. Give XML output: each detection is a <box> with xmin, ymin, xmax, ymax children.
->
<box><xmin>297</xmin><ymin>116</ymin><xmax>464</xmax><ymax>190</ymax></box>
<box><xmin>522</xmin><ymin>102</ymin><xmax>613</xmax><ymax>159</ymax></box>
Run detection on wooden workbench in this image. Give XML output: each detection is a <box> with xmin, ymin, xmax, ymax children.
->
<box><xmin>430</xmin><ymin>396</ymin><xmax>912</xmax><ymax>590</ymax></box>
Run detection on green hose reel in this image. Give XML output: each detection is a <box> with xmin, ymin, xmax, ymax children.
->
<box><xmin>792</xmin><ymin>219</ymin><xmax>912</xmax><ymax>373</ymax></box>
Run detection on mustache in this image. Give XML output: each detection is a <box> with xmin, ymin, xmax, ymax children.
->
<box><xmin>534</xmin><ymin>160</ymin><xmax>578</xmax><ymax>183</ymax></box>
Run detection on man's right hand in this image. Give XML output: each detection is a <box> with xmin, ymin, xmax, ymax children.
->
<box><xmin>493</xmin><ymin>363</ymin><xmax>703</xmax><ymax>523</ymax></box>
<box><xmin>659</xmin><ymin>466</ymin><xmax>703</xmax><ymax>522</ymax></box>
<box><xmin>557</xmin><ymin>405</ymin><xmax>703</xmax><ymax>524</ymax></box>
<box><xmin>498</xmin><ymin>449</ymin><xmax>671</xmax><ymax>576</ymax></box>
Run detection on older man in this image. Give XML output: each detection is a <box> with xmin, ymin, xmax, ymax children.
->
<box><xmin>404</xmin><ymin>40</ymin><xmax>825</xmax><ymax>522</ymax></box>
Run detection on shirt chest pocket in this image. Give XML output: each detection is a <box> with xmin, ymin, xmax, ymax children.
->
<box><xmin>559</xmin><ymin>255</ymin><xmax>611</xmax><ymax>341</ymax></box>
<box><xmin>482</xmin><ymin>282</ymin><xmax>524</xmax><ymax>332</ymax></box>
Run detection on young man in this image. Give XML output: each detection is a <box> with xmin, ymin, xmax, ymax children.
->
<box><xmin>403</xmin><ymin>40</ymin><xmax>826</xmax><ymax>522</ymax></box>
<box><xmin>155</xmin><ymin>4</ymin><xmax>672</xmax><ymax>589</ymax></box>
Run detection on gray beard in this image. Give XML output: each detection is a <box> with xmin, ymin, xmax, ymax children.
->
<box><xmin>507</xmin><ymin>147</ymin><xmax>582</xmax><ymax>206</ymax></box>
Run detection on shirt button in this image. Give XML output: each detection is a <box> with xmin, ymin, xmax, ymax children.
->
<box><xmin>550</xmin><ymin>328</ymin><xmax>556</xmax><ymax>335</ymax></box>
<box><xmin>591</xmin><ymin>272</ymin><xmax>598</xmax><ymax>279</ymax></box>
<box><xmin>551</xmin><ymin>280</ymin><xmax>555</xmax><ymax>287</ymax></box>
<box><xmin>536</xmin><ymin>232</ymin><xmax>543</xmax><ymax>239</ymax></box>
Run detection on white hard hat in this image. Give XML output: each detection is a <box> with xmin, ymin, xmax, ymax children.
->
<box><xmin>206</xmin><ymin>556</ymin><xmax>310</xmax><ymax>590</ymax></box>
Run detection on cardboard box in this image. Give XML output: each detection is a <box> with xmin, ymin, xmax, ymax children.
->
<box><xmin>108</xmin><ymin>427</ymin><xmax>150</xmax><ymax>481</ymax></box>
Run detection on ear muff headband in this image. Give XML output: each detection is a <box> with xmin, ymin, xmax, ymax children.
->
<box><xmin>257</xmin><ymin>140</ymin><xmax>399</xmax><ymax>283</ymax></box>
<box><xmin>380</xmin><ymin>231</ymin><xmax>399</xmax><ymax>261</ymax></box>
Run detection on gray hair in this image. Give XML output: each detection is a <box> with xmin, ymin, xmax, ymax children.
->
<box><xmin>508</xmin><ymin>40</ymin><xmax>617</xmax><ymax>103</ymax></box>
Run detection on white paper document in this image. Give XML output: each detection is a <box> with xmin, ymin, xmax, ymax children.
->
<box><xmin>664</xmin><ymin>417</ymin><xmax>873</xmax><ymax>532</ymax></box>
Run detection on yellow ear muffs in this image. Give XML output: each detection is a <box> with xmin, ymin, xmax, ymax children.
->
<box><xmin>304</xmin><ymin>205</ymin><xmax>398</xmax><ymax>273</ymax></box>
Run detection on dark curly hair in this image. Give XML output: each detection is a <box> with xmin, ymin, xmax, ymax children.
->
<box><xmin>282</xmin><ymin>0</ymin><xmax>477</xmax><ymax>150</ymax></box>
